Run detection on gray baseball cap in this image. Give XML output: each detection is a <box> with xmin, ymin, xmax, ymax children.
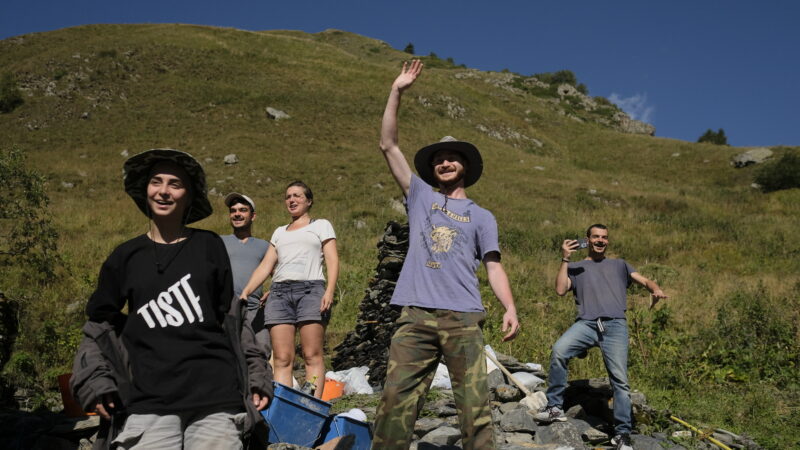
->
<box><xmin>224</xmin><ymin>192</ymin><xmax>256</xmax><ymax>212</ymax></box>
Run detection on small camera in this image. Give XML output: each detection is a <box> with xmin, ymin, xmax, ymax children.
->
<box><xmin>575</xmin><ymin>238</ymin><xmax>588</xmax><ymax>249</ymax></box>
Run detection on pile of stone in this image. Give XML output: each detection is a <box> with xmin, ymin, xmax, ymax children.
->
<box><xmin>331</xmin><ymin>221</ymin><xmax>409</xmax><ymax>385</ymax></box>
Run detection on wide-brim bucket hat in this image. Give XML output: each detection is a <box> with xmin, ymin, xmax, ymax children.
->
<box><xmin>414</xmin><ymin>136</ymin><xmax>483</xmax><ymax>188</ymax></box>
<box><xmin>123</xmin><ymin>149</ymin><xmax>213</xmax><ymax>224</ymax></box>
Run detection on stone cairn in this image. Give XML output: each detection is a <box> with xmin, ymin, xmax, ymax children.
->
<box><xmin>332</xmin><ymin>221</ymin><xmax>409</xmax><ymax>385</ymax></box>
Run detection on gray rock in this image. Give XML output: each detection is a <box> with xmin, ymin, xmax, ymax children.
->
<box><xmin>428</xmin><ymin>398</ymin><xmax>458</xmax><ymax>417</ymax></box>
<box><xmin>633</xmin><ymin>433</ymin><xmax>678</xmax><ymax>450</ymax></box>
<box><xmin>534</xmin><ymin>421</ymin><xmax>584</xmax><ymax>448</ymax></box>
<box><xmin>495</xmin><ymin>384</ymin><xmax>524</xmax><ymax>402</ymax></box>
<box><xmin>499</xmin><ymin>408</ymin><xmax>537</xmax><ymax>433</ymax></box>
<box><xmin>266</xmin><ymin>107</ymin><xmax>290</xmax><ymax>120</ymax></box>
<box><xmin>631</xmin><ymin>390</ymin><xmax>647</xmax><ymax>408</ymax></box>
<box><xmin>61</xmin><ymin>181</ymin><xmax>74</xmax><ymax>189</ymax></box>
<box><xmin>419</xmin><ymin>426</ymin><xmax>461</xmax><ymax>446</ymax></box>
<box><xmin>223</xmin><ymin>154</ymin><xmax>239</xmax><ymax>165</ymax></box>
<box><xmin>614</xmin><ymin>112</ymin><xmax>656</xmax><ymax>135</ymax></box>
<box><xmin>565</xmin><ymin>404</ymin><xmax>587</xmax><ymax>419</ymax></box>
<box><xmin>80</xmin><ymin>112</ymin><xmax>90</xmax><ymax>120</ymax></box>
<box><xmin>504</xmin><ymin>432</ymin><xmax>534</xmax><ymax>445</ymax></box>
<box><xmin>414</xmin><ymin>417</ymin><xmax>445</xmax><ymax>438</ymax></box>
<box><xmin>498</xmin><ymin>401</ymin><xmax>520</xmax><ymax>414</ymax></box>
<box><xmin>487</xmin><ymin>369</ymin><xmax>506</xmax><ymax>390</ymax></box>
<box><xmin>567</xmin><ymin>417</ymin><xmax>607</xmax><ymax>443</ymax></box>
<box><xmin>120</xmin><ymin>149</ymin><xmax>129</xmax><ymax>157</ymax></box>
<box><xmin>731</xmin><ymin>147</ymin><xmax>773</xmax><ymax>168</ymax></box>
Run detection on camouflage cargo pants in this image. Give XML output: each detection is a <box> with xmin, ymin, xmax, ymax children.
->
<box><xmin>372</xmin><ymin>306</ymin><xmax>494</xmax><ymax>450</ymax></box>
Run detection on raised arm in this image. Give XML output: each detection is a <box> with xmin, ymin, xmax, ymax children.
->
<box><xmin>380</xmin><ymin>60</ymin><xmax>423</xmax><ymax>196</ymax></box>
<box><xmin>555</xmin><ymin>239</ymin><xmax>579</xmax><ymax>296</ymax></box>
<box><xmin>240</xmin><ymin>245</ymin><xmax>277</xmax><ymax>300</ymax></box>
<box><xmin>483</xmin><ymin>252</ymin><xmax>520</xmax><ymax>342</ymax></box>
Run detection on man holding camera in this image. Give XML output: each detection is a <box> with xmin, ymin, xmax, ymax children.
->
<box><xmin>534</xmin><ymin>224</ymin><xmax>667</xmax><ymax>450</ymax></box>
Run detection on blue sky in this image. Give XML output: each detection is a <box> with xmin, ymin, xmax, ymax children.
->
<box><xmin>2</xmin><ymin>1</ymin><xmax>798</xmax><ymax>147</ymax></box>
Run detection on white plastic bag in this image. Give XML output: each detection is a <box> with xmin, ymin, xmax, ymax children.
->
<box><xmin>430</xmin><ymin>362</ymin><xmax>452</xmax><ymax>390</ymax></box>
<box><xmin>484</xmin><ymin>345</ymin><xmax>500</xmax><ymax>373</ymax></box>
<box><xmin>511</xmin><ymin>371</ymin><xmax>545</xmax><ymax>391</ymax></box>
<box><xmin>338</xmin><ymin>408</ymin><xmax>368</xmax><ymax>422</ymax></box>
<box><xmin>326</xmin><ymin>367</ymin><xmax>373</xmax><ymax>395</ymax></box>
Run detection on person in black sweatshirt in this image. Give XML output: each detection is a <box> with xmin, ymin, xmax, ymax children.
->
<box><xmin>73</xmin><ymin>149</ymin><xmax>272</xmax><ymax>450</ymax></box>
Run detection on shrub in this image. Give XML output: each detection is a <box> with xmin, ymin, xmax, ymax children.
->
<box><xmin>533</xmin><ymin>69</ymin><xmax>578</xmax><ymax>87</ymax></box>
<box><xmin>0</xmin><ymin>147</ymin><xmax>59</xmax><ymax>283</ymax></box>
<box><xmin>0</xmin><ymin>73</ymin><xmax>24</xmax><ymax>114</ymax></box>
<box><xmin>754</xmin><ymin>149</ymin><xmax>800</xmax><ymax>192</ymax></box>
<box><xmin>697</xmin><ymin>128</ymin><xmax>728</xmax><ymax>145</ymax></box>
<box><xmin>403</xmin><ymin>43</ymin><xmax>414</xmax><ymax>54</ymax></box>
<box><xmin>694</xmin><ymin>286</ymin><xmax>798</xmax><ymax>385</ymax></box>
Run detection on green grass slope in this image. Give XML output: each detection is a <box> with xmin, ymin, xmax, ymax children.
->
<box><xmin>1</xmin><ymin>24</ymin><xmax>798</xmax><ymax>447</ymax></box>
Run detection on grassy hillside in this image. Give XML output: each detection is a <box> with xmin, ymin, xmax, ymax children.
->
<box><xmin>1</xmin><ymin>24</ymin><xmax>798</xmax><ymax>447</ymax></box>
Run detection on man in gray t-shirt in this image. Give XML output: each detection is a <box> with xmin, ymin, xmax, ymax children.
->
<box><xmin>372</xmin><ymin>60</ymin><xmax>521</xmax><ymax>450</ymax></box>
<box><xmin>534</xmin><ymin>224</ymin><xmax>667</xmax><ymax>450</ymax></box>
<box><xmin>221</xmin><ymin>192</ymin><xmax>271</xmax><ymax>354</ymax></box>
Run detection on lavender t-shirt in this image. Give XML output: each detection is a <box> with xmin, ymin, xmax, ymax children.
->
<box><xmin>567</xmin><ymin>258</ymin><xmax>636</xmax><ymax>320</ymax></box>
<box><xmin>391</xmin><ymin>175</ymin><xmax>499</xmax><ymax>312</ymax></box>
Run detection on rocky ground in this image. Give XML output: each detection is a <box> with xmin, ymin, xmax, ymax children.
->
<box><xmin>0</xmin><ymin>350</ymin><xmax>763</xmax><ymax>450</ymax></box>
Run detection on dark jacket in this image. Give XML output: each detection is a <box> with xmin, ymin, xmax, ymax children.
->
<box><xmin>70</xmin><ymin>297</ymin><xmax>273</xmax><ymax>450</ymax></box>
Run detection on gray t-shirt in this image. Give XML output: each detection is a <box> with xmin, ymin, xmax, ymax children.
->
<box><xmin>221</xmin><ymin>234</ymin><xmax>270</xmax><ymax>309</ymax></box>
<box><xmin>567</xmin><ymin>258</ymin><xmax>635</xmax><ymax>320</ymax></box>
<box><xmin>391</xmin><ymin>174</ymin><xmax>499</xmax><ymax>312</ymax></box>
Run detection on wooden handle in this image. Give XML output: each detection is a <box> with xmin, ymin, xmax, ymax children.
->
<box><xmin>484</xmin><ymin>348</ymin><xmax>532</xmax><ymax>396</ymax></box>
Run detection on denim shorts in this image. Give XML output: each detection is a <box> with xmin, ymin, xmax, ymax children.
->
<box><xmin>264</xmin><ymin>280</ymin><xmax>330</xmax><ymax>325</ymax></box>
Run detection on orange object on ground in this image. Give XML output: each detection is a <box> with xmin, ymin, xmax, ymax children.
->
<box><xmin>321</xmin><ymin>378</ymin><xmax>345</xmax><ymax>401</ymax></box>
<box><xmin>58</xmin><ymin>373</ymin><xmax>95</xmax><ymax>417</ymax></box>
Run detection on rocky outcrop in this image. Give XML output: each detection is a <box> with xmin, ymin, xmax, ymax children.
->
<box><xmin>731</xmin><ymin>147</ymin><xmax>773</xmax><ymax>168</ymax></box>
<box><xmin>613</xmin><ymin>112</ymin><xmax>656</xmax><ymax>136</ymax></box>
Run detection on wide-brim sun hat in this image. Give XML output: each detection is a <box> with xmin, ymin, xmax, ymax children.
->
<box><xmin>224</xmin><ymin>192</ymin><xmax>256</xmax><ymax>212</ymax></box>
<box><xmin>123</xmin><ymin>149</ymin><xmax>213</xmax><ymax>224</ymax></box>
<box><xmin>414</xmin><ymin>136</ymin><xmax>483</xmax><ymax>188</ymax></box>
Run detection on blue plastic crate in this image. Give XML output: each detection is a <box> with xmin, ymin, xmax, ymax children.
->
<box><xmin>261</xmin><ymin>382</ymin><xmax>331</xmax><ymax>446</ymax></box>
<box><xmin>316</xmin><ymin>415</ymin><xmax>373</xmax><ymax>450</ymax></box>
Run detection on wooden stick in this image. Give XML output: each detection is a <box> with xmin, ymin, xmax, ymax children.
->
<box><xmin>484</xmin><ymin>348</ymin><xmax>533</xmax><ymax>396</ymax></box>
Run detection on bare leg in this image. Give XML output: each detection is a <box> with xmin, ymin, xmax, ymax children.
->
<box><xmin>298</xmin><ymin>321</ymin><xmax>326</xmax><ymax>398</ymax></box>
<box><xmin>270</xmin><ymin>324</ymin><xmax>297</xmax><ymax>387</ymax></box>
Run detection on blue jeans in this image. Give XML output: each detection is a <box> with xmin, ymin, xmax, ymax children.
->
<box><xmin>545</xmin><ymin>318</ymin><xmax>632</xmax><ymax>435</ymax></box>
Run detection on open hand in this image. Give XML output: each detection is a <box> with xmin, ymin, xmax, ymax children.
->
<box><xmin>393</xmin><ymin>60</ymin><xmax>423</xmax><ymax>92</ymax></box>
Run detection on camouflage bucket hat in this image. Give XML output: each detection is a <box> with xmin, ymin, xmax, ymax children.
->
<box><xmin>414</xmin><ymin>136</ymin><xmax>483</xmax><ymax>188</ymax></box>
<box><xmin>123</xmin><ymin>149</ymin><xmax>213</xmax><ymax>224</ymax></box>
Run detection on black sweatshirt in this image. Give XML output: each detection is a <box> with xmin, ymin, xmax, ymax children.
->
<box><xmin>86</xmin><ymin>229</ymin><xmax>243</xmax><ymax>415</ymax></box>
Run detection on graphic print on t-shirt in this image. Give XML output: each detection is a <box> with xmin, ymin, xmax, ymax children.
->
<box><xmin>136</xmin><ymin>273</ymin><xmax>204</xmax><ymax>328</ymax></box>
<box><xmin>423</xmin><ymin>202</ymin><xmax>471</xmax><ymax>269</ymax></box>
